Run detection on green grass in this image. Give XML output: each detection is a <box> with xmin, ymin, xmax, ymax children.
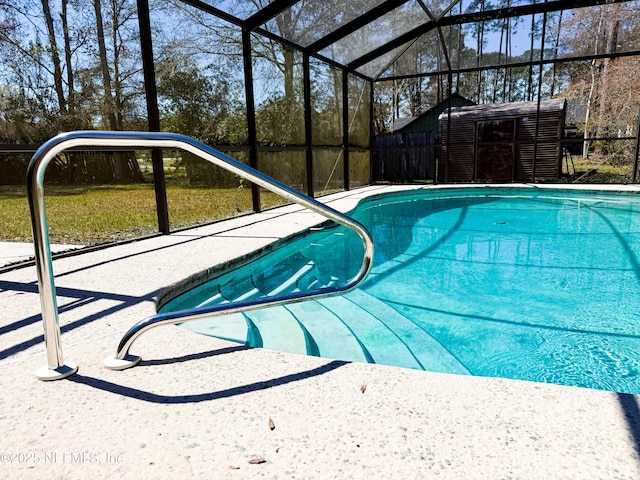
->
<box><xmin>562</xmin><ymin>152</ymin><xmax>635</xmax><ymax>184</ymax></box>
<box><xmin>4</xmin><ymin>154</ymin><xmax>631</xmax><ymax>246</ymax></box>
<box><xmin>0</xmin><ymin>183</ymin><xmax>284</xmax><ymax>245</ymax></box>
<box><xmin>568</xmin><ymin>161</ymin><xmax>632</xmax><ymax>183</ymax></box>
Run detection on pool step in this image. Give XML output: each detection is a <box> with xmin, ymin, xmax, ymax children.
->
<box><xmin>242</xmin><ymin>307</ymin><xmax>309</xmax><ymax>355</ymax></box>
<box><xmin>217</xmin><ymin>275</ymin><xmax>261</xmax><ymax>302</ymax></box>
<box><xmin>296</xmin><ymin>273</ymin><xmax>340</xmax><ymax>291</ymax></box>
<box><xmin>343</xmin><ymin>289</ymin><xmax>470</xmax><ymax>375</ymax></box>
<box><xmin>184</xmin><ymin>229</ymin><xmax>356</xmax><ymax>308</ymax></box>
<box><xmin>179</xmin><ymin>312</ymin><xmax>249</xmax><ymax>345</ymax></box>
<box><xmin>253</xmin><ymin>253</ymin><xmax>316</xmax><ymax>294</ymax></box>
<box><xmin>178</xmin><ymin>271</ymin><xmax>319</xmax><ymax>356</ymax></box>
<box><xmin>202</xmin><ymin>259</ymin><xmax>323</xmax><ymax>304</ymax></box>
<box><xmin>284</xmin><ymin>301</ymin><xmax>370</xmax><ymax>363</ymax></box>
<box><xmin>179</xmin><ymin>286</ymin><xmax>470</xmax><ymax>374</ymax></box>
<box><xmin>263</xmin><ymin>261</ymin><xmax>315</xmax><ymax>296</ymax></box>
<box><xmin>179</xmin><ymin>306</ymin><xmax>312</xmax><ymax>356</ymax></box>
<box><xmin>177</xmin><ymin>258</ymin><xmax>332</xmax><ymax>354</ymax></box>
<box><xmin>195</xmin><ymin>291</ymin><xmax>224</xmax><ymax>308</ymax></box>
<box><xmin>298</xmin><ymin>230</ymin><xmax>357</xmax><ymax>286</ymax></box>
<box><xmin>171</xmin><ymin>222</ymin><xmax>471</xmax><ymax>372</ymax></box>
<box><xmin>317</xmin><ymin>295</ymin><xmax>423</xmax><ymax>370</ymax></box>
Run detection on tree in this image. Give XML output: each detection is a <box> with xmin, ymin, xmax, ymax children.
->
<box><xmin>0</xmin><ymin>0</ymin><xmax>146</xmax><ymax>183</ymax></box>
<box><xmin>560</xmin><ymin>2</ymin><xmax>640</xmax><ymax>160</ymax></box>
<box><xmin>93</xmin><ymin>0</ymin><xmax>117</xmax><ymax>130</ymax></box>
<box><xmin>61</xmin><ymin>0</ymin><xmax>76</xmax><ymax>113</ymax></box>
<box><xmin>157</xmin><ymin>66</ymin><xmax>230</xmax><ymax>139</ymax></box>
<box><xmin>40</xmin><ymin>0</ymin><xmax>66</xmax><ymax>115</ymax></box>
<box><xmin>155</xmin><ymin>1</ymin><xmax>247</xmax><ymax>143</ymax></box>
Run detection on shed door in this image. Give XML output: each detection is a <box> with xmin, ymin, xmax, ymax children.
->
<box><xmin>476</xmin><ymin>119</ymin><xmax>515</xmax><ymax>181</ymax></box>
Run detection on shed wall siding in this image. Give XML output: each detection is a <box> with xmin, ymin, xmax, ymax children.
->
<box><xmin>438</xmin><ymin>100</ymin><xmax>565</xmax><ymax>182</ymax></box>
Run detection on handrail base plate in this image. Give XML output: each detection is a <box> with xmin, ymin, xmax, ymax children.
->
<box><xmin>104</xmin><ymin>353</ymin><xmax>141</xmax><ymax>371</ymax></box>
<box><xmin>36</xmin><ymin>362</ymin><xmax>78</xmax><ymax>381</ymax></box>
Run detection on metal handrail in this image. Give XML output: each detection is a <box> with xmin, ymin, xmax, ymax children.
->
<box><xmin>27</xmin><ymin>131</ymin><xmax>374</xmax><ymax>380</ymax></box>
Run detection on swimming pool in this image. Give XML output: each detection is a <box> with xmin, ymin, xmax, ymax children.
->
<box><xmin>159</xmin><ymin>186</ymin><xmax>640</xmax><ymax>394</ymax></box>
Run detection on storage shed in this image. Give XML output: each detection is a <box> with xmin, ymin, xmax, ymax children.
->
<box><xmin>438</xmin><ymin>99</ymin><xmax>567</xmax><ymax>182</ymax></box>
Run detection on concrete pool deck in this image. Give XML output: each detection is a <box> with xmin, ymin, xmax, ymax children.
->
<box><xmin>1</xmin><ymin>184</ymin><xmax>640</xmax><ymax>479</ymax></box>
<box><xmin>0</xmin><ymin>241</ymin><xmax>84</xmax><ymax>268</ymax></box>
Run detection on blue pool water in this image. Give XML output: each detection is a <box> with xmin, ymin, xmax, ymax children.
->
<box><xmin>159</xmin><ymin>187</ymin><xmax>640</xmax><ymax>394</ymax></box>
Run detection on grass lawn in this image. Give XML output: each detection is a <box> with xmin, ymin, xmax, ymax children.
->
<box><xmin>2</xmin><ymin>154</ymin><xmax>633</xmax><ymax>246</ymax></box>
<box><xmin>562</xmin><ymin>150</ymin><xmax>635</xmax><ymax>183</ymax></box>
<box><xmin>0</xmin><ymin>183</ymin><xmax>284</xmax><ymax>245</ymax></box>
<box><xmin>568</xmin><ymin>160</ymin><xmax>633</xmax><ymax>183</ymax></box>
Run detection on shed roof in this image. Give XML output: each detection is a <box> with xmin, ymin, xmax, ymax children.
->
<box><xmin>394</xmin><ymin>94</ymin><xmax>475</xmax><ymax>131</ymax></box>
<box><xmin>393</xmin><ymin>116</ymin><xmax>418</xmax><ymax>132</ymax></box>
<box><xmin>439</xmin><ymin>98</ymin><xmax>567</xmax><ymax>120</ymax></box>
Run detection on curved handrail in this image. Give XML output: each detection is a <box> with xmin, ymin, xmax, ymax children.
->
<box><xmin>27</xmin><ymin>131</ymin><xmax>374</xmax><ymax>379</ymax></box>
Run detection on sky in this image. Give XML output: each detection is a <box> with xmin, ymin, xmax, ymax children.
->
<box><xmin>464</xmin><ymin>14</ymin><xmax>542</xmax><ymax>58</ymax></box>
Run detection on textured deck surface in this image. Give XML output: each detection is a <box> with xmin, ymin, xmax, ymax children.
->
<box><xmin>2</xmin><ymin>184</ymin><xmax>640</xmax><ymax>479</ymax></box>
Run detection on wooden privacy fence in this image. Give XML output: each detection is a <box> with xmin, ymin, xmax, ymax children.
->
<box><xmin>372</xmin><ymin>131</ymin><xmax>437</xmax><ymax>182</ymax></box>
